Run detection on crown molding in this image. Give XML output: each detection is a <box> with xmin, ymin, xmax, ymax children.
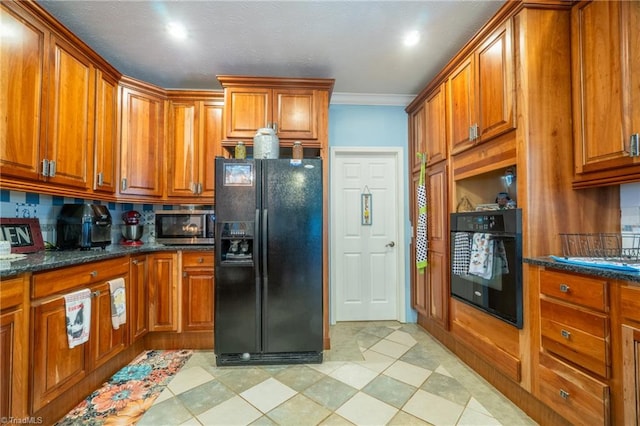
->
<box><xmin>330</xmin><ymin>92</ymin><xmax>416</xmax><ymax>107</ymax></box>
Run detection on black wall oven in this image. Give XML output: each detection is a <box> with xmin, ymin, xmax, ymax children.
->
<box><xmin>450</xmin><ymin>209</ymin><xmax>523</xmax><ymax>328</ymax></box>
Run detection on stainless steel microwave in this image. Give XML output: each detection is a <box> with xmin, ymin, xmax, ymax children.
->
<box><xmin>155</xmin><ymin>210</ymin><xmax>215</xmax><ymax>245</ymax></box>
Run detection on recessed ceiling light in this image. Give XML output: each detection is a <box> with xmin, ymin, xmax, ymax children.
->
<box><xmin>404</xmin><ymin>30</ymin><xmax>420</xmax><ymax>47</ymax></box>
<box><xmin>167</xmin><ymin>22</ymin><xmax>187</xmax><ymax>40</ymax></box>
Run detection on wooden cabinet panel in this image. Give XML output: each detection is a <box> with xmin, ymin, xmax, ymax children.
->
<box><xmin>425</xmin><ymin>83</ymin><xmax>447</xmax><ymax>166</ymax></box>
<box><xmin>119</xmin><ymin>80</ymin><xmax>165</xmax><ymax>198</ymax></box>
<box><xmin>224</xmin><ymin>87</ymin><xmax>270</xmax><ymax>138</ymax></box>
<box><xmin>0</xmin><ymin>275</ymin><xmax>28</xmax><ymax>419</ymax></box>
<box><xmin>129</xmin><ymin>255</ymin><xmax>148</xmax><ymax>343</ymax></box>
<box><xmin>572</xmin><ymin>0</ymin><xmax>640</xmax><ymax>186</ymax></box>
<box><xmin>409</xmin><ymin>101</ymin><xmax>426</xmax><ymax>172</ymax></box>
<box><xmin>167</xmin><ymin>97</ymin><xmax>223</xmax><ymax>201</ymax></box>
<box><xmin>31</xmin><ymin>296</ymin><xmax>88</xmax><ymax>412</ymax></box>
<box><xmin>0</xmin><ymin>3</ymin><xmax>47</xmax><ymax>182</ymax></box>
<box><xmin>537</xmin><ymin>352</ymin><xmax>609</xmax><ymax>426</ymax></box>
<box><xmin>45</xmin><ymin>34</ymin><xmax>95</xmax><ymax>189</ymax></box>
<box><xmin>272</xmin><ymin>89</ymin><xmax>317</xmax><ymax>140</ymax></box>
<box><xmin>622</xmin><ymin>325</ymin><xmax>640</xmax><ymax>425</ymax></box>
<box><xmin>89</xmin><ymin>280</ymin><xmax>127</xmax><ymax>369</ymax></box>
<box><xmin>93</xmin><ymin>69</ymin><xmax>118</xmax><ymax>194</ymax></box>
<box><xmin>426</xmin><ymin>162</ymin><xmax>448</xmax><ymax>328</ymax></box>
<box><xmin>149</xmin><ymin>252</ymin><xmax>178</xmax><ymax>331</ymax></box>
<box><xmin>448</xmin><ymin>19</ymin><xmax>514</xmax><ymax>155</ymax></box>
<box><xmin>182</xmin><ymin>252</ymin><xmax>214</xmax><ymax>332</ymax></box>
<box><xmin>620</xmin><ymin>284</ymin><xmax>640</xmax><ymax>323</ymax></box>
<box><xmin>539</xmin><ymin>269</ymin><xmax>607</xmax><ymax>312</ymax></box>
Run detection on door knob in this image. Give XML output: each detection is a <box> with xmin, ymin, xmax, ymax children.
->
<box><xmin>386</xmin><ymin>241</ymin><xmax>395</xmax><ymax>247</ymax></box>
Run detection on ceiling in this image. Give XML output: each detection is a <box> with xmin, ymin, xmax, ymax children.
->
<box><xmin>37</xmin><ymin>0</ymin><xmax>506</xmax><ymax>105</ymax></box>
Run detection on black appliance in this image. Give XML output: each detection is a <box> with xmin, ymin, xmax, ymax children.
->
<box><xmin>450</xmin><ymin>209</ymin><xmax>523</xmax><ymax>328</ymax></box>
<box><xmin>214</xmin><ymin>158</ymin><xmax>323</xmax><ymax>365</ymax></box>
<box><xmin>57</xmin><ymin>204</ymin><xmax>112</xmax><ymax>250</ymax></box>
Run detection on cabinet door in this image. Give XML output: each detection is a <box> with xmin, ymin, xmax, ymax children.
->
<box><xmin>167</xmin><ymin>101</ymin><xmax>198</xmax><ymax>197</ymax></box>
<box><xmin>32</xmin><ymin>297</ymin><xmax>88</xmax><ymax>413</ymax></box>
<box><xmin>120</xmin><ymin>85</ymin><xmax>164</xmax><ymax>197</ymax></box>
<box><xmin>129</xmin><ymin>255</ymin><xmax>148</xmax><ymax>343</ymax></box>
<box><xmin>272</xmin><ymin>89</ymin><xmax>317</xmax><ymax>140</ymax></box>
<box><xmin>45</xmin><ymin>34</ymin><xmax>95</xmax><ymax>189</ymax></box>
<box><xmin>409</xmin><ymin>101</ymin><xmax>426</xmax><ymax>172</ymax></box>
<box><xmin>182</xmin><ymin>252</ymin><xmax>214</xmax><ymax>332</ymax></box>
<box><xmin>475</xmin><ymin>19</ymin><xmax>514</xmax><ymax>142</ymax></box>
<box><xmin>0</xmin><ymin>3</ymin><xmax>47</xmax><ymax>182</ymax></box>
<box><xmin>224</xmin><ymin>87</ymin><xmax>270</xmax><ymax>139</ymax></box>
<box><xmin>410</xmin><ymin>171</ymin><xmax>428</xmax><ymax>316</ymax></box>
<box><xmin>201</xmin><ymin>101</ymin><xmax>223</xmax><ymax>198</ymax></box>
<box><xmin>622</xmin><ymin>325</ymin><xmax>640</xmax><ymax>425</ymax></box>
<box><xmin>448</xmin><ymin>56</ymin><xmax>474</xmax><ymax>154</ymax></box>
<box><xmin>89</xmin><ymin>281</ymin><xmax>127</xmax><ymax>369</ymax></box>
<box><xmin>426</xmin><ymin>162</ymin><xmax>448</xmax><ymax>328</ymax></box>
<box><xmin>425</xmin><ymin>83</ymin><xmax>447</xmax><ymax>165</ymax></box>
<box><xmin>93</xmin><ymin>69</ymin><xmax>118</xmax><ymax>194</ymax></box>
<box><xmin>149</xmin><ymin>252</ymin><xmax>178</xmax><ymax>332</ymax></box>
<box><xmin>572</xmin><ymin>0</ymin><xmax>640</xmax><ymax>180</ymax></box>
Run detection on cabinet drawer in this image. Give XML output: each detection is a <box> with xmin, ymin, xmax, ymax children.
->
<box><xmin>182</xmin><ymin>251</ymin><xmax>214</xmax><ymax>268</ymax></box>
<box><xmin>0</xmin><ymin>275</ymin><xmax>26</xmax><ymax>309</ymax></box>
<box><xmin>540</xmin><ymin>298</ymin><xmax>609</xmax><ymax>377</ymax></box>
<box><xmin>621</xmin><ymin>284</ymin><xmax>640</xmax><ymax>323</ymax></box>
<box><xmin>540</xmin><ymin>269</ymin><xmax>607</xmax><ymax>311</ymax></box>
<box><xmin>32</xmin><ymin>257</ymin><xmax>129</xmax><ymax>299</ymax></box>
<box><xmin>537</xmin><ymin>353</ymin><xmax>609</xmax><ymax>426</ymax></box>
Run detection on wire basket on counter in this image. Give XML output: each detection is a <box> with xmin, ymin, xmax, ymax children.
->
<box><xmin>560</xmin><ymin>233</ymin><xmax>640</xmax><ymax>262</ymax></box>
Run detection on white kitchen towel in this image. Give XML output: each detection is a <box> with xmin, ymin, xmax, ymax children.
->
<box><xmin>64</xmin><ymin>289</ymin><xmax>91</xmax><ymax>348</ymax></box>
<box><xmin>108</xmin><ymin>277</ymin><xmax>127</xmax><ymax>329</ymax></box>
<box><xmin>468</xmin><ymin>233</ymin><xmax>494</xmax><ymax>279</ymax></box>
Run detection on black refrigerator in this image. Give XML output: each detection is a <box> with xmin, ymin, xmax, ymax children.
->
<box><xmin>214</xmin><ymin>158</ymin><xmax>323</xmax><ymax>366</ymax></box>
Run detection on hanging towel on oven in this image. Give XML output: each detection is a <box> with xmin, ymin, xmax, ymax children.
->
<box><xmin>468</xmin><ymin>233</ymin><xmax>494</xmax><ymax>279</ymax></box>
<box><xmin>452</xmin><ymin>232</ymin><xmax>471</xmax><ymax>275</ymax></box>
<box><xmin>416</xmin><ymin>153</ymin><xmax>428</xmax><ymax>272</ymax></box>
<box><xmin>108</xmin><ymin>277</ymin><xmax>127</xmax><ymax>329</ymax></box>
<box><xmin>64</xmin><ymin>288</ymin><xmax>91</xmax><ymax>348</ymax></box>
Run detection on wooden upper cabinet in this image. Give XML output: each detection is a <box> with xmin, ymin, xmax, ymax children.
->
<box><xmin>408</xmin><ymin>101</ymin><xmax>426</xmax><ymax>172</ymax></box>
<box><xmin>448</xmin><ymin>19</ymin><xmax>515</xmax><ymax>155</ymax></box>
<box><xmin>93</xmin><ymin>69</ymin><xmax>118</xmax><ymax>194</ymax></box>
<box><xmin>218</xmin><ymin>76</ymin><xmax>334</xmax><ymax>148</ymax></box>
<box><xmin>425</xmin><ymin>82</ymin><xmax>447</xmax><ymax>166</ymax></box>
<box><xmin>0</xmin><ymin>3</ymin><xmax>48</xmax><ymax>182</ymax></box>
<box><xmin>166</xmin><ymin>93</ymin><xmax>223</xmax><ymax>201</ymax></box>
<box><xmin>119</xmin><ymin>77</ymin><xmax>165</xmax><ymax>198</ymax></box>
<box><xmin>572</xmin><ymin>0</ymin><xmax>640</xmax><ymax>187</ymax></box>
<box><xmin>44</xmin><ymin>34</ymin><xmax>95</xmax><ymax>189</ymax></box>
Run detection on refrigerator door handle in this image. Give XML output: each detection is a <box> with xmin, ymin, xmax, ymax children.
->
<box><xmin>262</xmin><ymin>209</ymin><xmax>268</xmax><ymax>280</ymax></box>
<box><xmin>262</xmin><ymin>208</ymin><xmax>269</xmax><ymax>351</ymax></box>
<box><xmin>254</xmin><ymin>209</ymin><xmax>261</xmax><ymax>280</ymax></box>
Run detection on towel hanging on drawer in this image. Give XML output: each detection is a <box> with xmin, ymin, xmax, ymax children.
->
<box><xmin>108</xmin><ymin>277</ymin><xmax>127</xmax><ymax>329</ymax></box>
<box><xmin>64</xmin><ymin>288</ymin><xmax>91</xmax><ymax>348</ymax></box>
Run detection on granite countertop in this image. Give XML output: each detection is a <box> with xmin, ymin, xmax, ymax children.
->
<box><xmin>0</xmin><ymin>244</ymin><xmax>214</xmax><ymax>278</ymax></box>
<box><xmin>525</xmin><ymin>256</ymin><xmax>640</xmax><ymax>283</ymax></box>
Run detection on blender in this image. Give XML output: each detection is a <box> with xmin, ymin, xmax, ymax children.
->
<box><xmin>121</xmin><ymin>210</ymin><xmax>144</xmax><ymax>246</ymax></box>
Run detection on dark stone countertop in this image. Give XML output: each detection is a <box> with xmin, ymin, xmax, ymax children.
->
<box><xmin>525</xmin><ymin>256</ymin><xmax>640</xmax><ymax>283</ymax></box>
<box><xmin>0</xmin><ymin>244</ymin><xmax>214</xmax><ymax>278</ymax></box>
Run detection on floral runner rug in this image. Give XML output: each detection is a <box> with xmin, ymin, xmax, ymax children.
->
<box><xmin>56</xmin><ymin>349</ymin><xmax>193</xmax><ymax>425</ymax></box>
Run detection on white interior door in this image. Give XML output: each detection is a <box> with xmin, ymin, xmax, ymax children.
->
<box><xmin>331</xmin><ymin>148</ymin><xmax>405</xmax><ymax>322</ymax></box>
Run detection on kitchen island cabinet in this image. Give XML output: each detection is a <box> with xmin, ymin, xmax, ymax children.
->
<box><xmin>571</xmin><ymin>0</ymin><xmax>640</xmax><ymax>188</ymax></box>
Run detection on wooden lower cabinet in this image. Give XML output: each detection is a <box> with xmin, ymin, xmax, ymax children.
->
<box><xmin>129</xmin><ymin>254</ymin><xmax>149</xmax><ymax>342</ymax></box>
<box><xmin>148</xmin><ymin>252</ymin><xmax>179</xmax><ymax>332</ymax></box>
<box><xmin>0</xmin><ymin>275</ymin><xmax>29</xmax><ymax>419</ymax></box>
<box><xmin>30</xmin><ymin>258</ymin><xmax>128</xmax><ymax>413</ymax></box>
<box><xmin>181</xmin><ymin>251</ymin><xmax>214</xmax><ymax>332</ymax></box>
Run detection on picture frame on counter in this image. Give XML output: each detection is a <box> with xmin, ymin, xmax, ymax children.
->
<box><xmin>0</xmin><ymin>217</ymin><xmax>45</xmax><ymax>253</ymax></box>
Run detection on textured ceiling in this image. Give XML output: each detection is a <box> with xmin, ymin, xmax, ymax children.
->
<box><xmin>37</xmin><ymin>0</ymin><xmax>505</xmax><ymax>103</ymax></box>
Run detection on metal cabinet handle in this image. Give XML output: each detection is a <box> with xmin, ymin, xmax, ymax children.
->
<box><xmin>197</xmin><ymin>257</ymin><xmax>204</xmax><ymax>263</ymax></box>
<box><xmin>630</xmin><ymin>133</ymin><xmax>639</xmax><ymax>157</ymax></box>
<box><xmin>91</xmin><ymin>290</ymin><xmax>101</xmax><ymax>298</ymax></box>
<box><xmin>559</xmin><ymin>284</ymin><xmax>570</xmax><ymax>293</ymax></box>
<box><xmin>97</xmin><ymin>172</ymin><xmax>104</xmax><ymax>186</ymax></box>
<box><xmin>559</xmin><ymin>389</ymin><xmax>570</xmax><ymax>400</ymax></box>
<box><xmin>90</xmin><ymin>271</ymin><xmax>98</xmax><ymax>277</ymax></box>
<box><xmin>132</xmin><ymin>259</ymin><xmax>138</xmax><ymax>265</ymax></box>
<box><xmin>561</xmin><ymin>329</ymin><xmax>571</xmax><ymax>339</ymax></box>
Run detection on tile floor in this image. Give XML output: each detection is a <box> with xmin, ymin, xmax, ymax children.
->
<box><xmin>138</xmin><ymin>321</ymin><xmax>537</xmax><ymax>425</ymax></box>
